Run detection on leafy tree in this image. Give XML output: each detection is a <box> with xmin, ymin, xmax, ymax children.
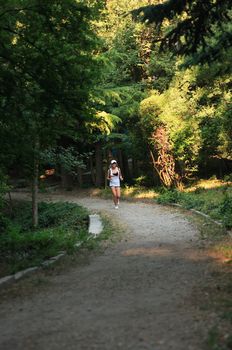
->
<box><xmin>98</xmin><ymin>0</ymin><xmax>232</xmax><ymax>185</ymax></box>
<box><xmin>0</xmin><ymin>0</ymin><xmax>104</xmax><ymax>226</ymax></box>
<box><xmin>129</xmin><ymin>0</ymin><xmax>232</xmax><ymax>183</ymax></box>
<box><xmin>138</xmin><ymin>67</ymin><xmax>202</xmax><ymax>185</ymax></box>
<box><xmin>131</xmin><ymin>0</ymin><xmax>231</xmax><ymax>62</ymax></box>
<box><xmin>95</xmin><ymin>1</ymin><xmax>163</xmax><ymax>184</ymax></box>
<box><xmin>85</xmin><ymin>110</ymin><xmax>121</xmax><ymax>186</ymax></box>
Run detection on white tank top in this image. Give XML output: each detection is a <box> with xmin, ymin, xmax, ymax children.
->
<box><xmin>109</xmin><ymin>167</ymin><xmax>120</xmax><ymax>187</ymax></box>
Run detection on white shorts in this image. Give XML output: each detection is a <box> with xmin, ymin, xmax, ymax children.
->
<box><xmin>109</xmin><ymin>179</ymin><xmax>120</xmax><ymax>187</ymax></box>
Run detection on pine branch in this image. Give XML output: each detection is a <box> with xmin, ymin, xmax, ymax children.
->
<box><xmin>131</xmin><ymin>0</ymin><xmax>232</xmax><ymax>59</ymax></box>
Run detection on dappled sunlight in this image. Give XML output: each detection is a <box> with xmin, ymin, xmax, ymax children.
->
<box><xmin>122</xmin><ymin>247</ymin><xmax>172</xmax><ymax>257</ymax></box>
<box><xmin>185</xmin><ymin>179</ymin><xmax>232</xmax><ymax>192</ymax></box>
<box><xmin>182</xmin><ymin>249</ymin><xmax>211</xmax><ymax>262</ymax></box>
<box><xmin>122</xmin><ymin>186</ymin><xmax>159</xmax><ymax>199</ymax></box>
<box><xmin>91</xmin><ymin>188</ymin><xmax>102</xmax><ymax>196</ymax></box>
<box><xmin>134</xmin><ymin>190</ymin><xmax>159</xmax><ymax>199</ymax></box>
<box><xmin>207</xmin><ymin>238</ymin><xmax>232</xmax><ymax>264</ymax></box>
<box><xmin>39</xmin><ymin>169</ymin><xmax>55</xmax><ymax>180</ymax></box>
<box><xmin>121</xmin><ymin>246</ymin><xmax>216</xmax><ymax>262</ymax></box>
<box><xmin>123</xmin><ymin>187</ymin><xmax>135</xmax><ymax>196</ymax></box>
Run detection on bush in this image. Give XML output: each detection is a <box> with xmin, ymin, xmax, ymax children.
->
<box><xmin>223</xmin><ymin>173</ymin><xmax>232</xmax><ymax>182</ymax></box>
<box><xmin>0</xmin><ymin>201</ymin><xmax>89</xmax><ymax>275</ymax></box>
<box><xmin>219</xmin><ymin>195</ymin><xmax>232</xmax><ymax>228</ymax></box>
<box><xmin>1</xmin><ymin>224</ymin><xmax>80</xmax><ymax>266</ymax></box>
<box><xmin>179</xmin><ymin>194</ymin><xmax>205</xmax><ymax>210</ymax></box>
<box><xmin>157</xmin><ymin>189</ymin><xmax>181</xmax><ymax>204</ymax></box>
<box><xmin>156</xmin><ymin>182</ymin><xmax>232</xmax><ymax>230</ymax></box>
<box><xmin>0</xmin><ymin>171</ymin><xmax>11</xmax><ymax>232</ymax></box>
<box><xmin>11</xmin><ymin>201</ymin><xmax>88</xmax><ymax>231</ymax></box>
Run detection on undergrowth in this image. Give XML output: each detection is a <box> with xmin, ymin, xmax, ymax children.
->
<box><xmin>156</xmin><ymin>184</ymin><xmax>232</xmax><ymax>229</ymax></box>
<box><xmin>205</xmin><ymin>276</ymin><xmax>232</xmax><ymax>350</ymax></box>
<box><xmin>0</xmin><ymin>201</ymin><xmax>89</xmax><ymax>276</ymax></box>
<box><xmin>97</xmin><ymin>180</ymin><xmax>232</xmax><ymax>229</ymax></box>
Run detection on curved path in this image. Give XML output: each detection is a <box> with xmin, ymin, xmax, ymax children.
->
<box><xmin>0</xmin><ymin>193</ymin><xmax>213</xmax><ymax>350</ymax></box>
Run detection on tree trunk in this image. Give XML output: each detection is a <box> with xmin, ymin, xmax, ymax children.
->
<box><xmin>60</xmin><ymin>165</ymin><xmax>68</xmax><ymax>188</ymax></box>
<box><xmin>132</xmin><ymin>158</ymin><xmax>139</xmax><ymax>178</ymax></box>
<box><xmin>90</xmin><ymin>155</ymin><xmax>96</xmax><ymax>185</ymax></box>
<box><xmin>122</xmin><ymin>152</ymin><xmax>131</xmax><ymax>182</ymax></box>
<box><xmin>95</xmin><ymin>142</ymin><xmax>104</xmax><ymax>187</ymax></box>
<box><xmin>60</xmin><ymin>165</ymin><xmax>73</xmax><ymax>189</ymax></box>
<box><xmin>118</xmin><ymin>150</ymin><xmax>124</xmax><ymax>174</ymax></box>
<box><xmin>32</xmin><ymin>139</ymin><xmax>39</xmax><ymax>228</ymax></box>
<box><xmin>77</xmin><ymin>167</ymin><xmax>83</xmax><ymax>188</ymax></box>
<box><xmin>103</xmin><ymin>149</ymin><xmax>108</xmax><ymax>189</ymax></box>
<box><xmin>7</xmin><ymin>191</ymin><xmax>13</xmax><ymax>217</ymax></box>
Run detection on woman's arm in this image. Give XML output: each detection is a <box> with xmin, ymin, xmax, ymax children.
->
<box><xmin>119</xmin><ymin>168</ymin><xmax>123</xmax><ymax>181</ymax></box>
<box><xmin>107</xmin><ymin>169</ymin><xmax>111</xmax><ymax>180</ymax></box>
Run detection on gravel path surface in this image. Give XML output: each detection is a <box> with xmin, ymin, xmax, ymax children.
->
<box><xmin>0</xmin><ymin>193</ymin><xmax>214</xmax><ymax>350</ymax></box>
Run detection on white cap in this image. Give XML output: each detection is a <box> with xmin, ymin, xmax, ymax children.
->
<box><xmin>111</xmin><ymin>159</ymin><xmax>117</xmax><ymax>164</ymax></box>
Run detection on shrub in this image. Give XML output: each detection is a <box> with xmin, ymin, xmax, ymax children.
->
<box><xmin>219</xmin><ymin>195</ymin><xmax>232</xmax><ymax>228</ymax></box>
<box><xmin>0</xmin><ymin>201</ymin><xmax>89</xmax><ymax>275</ymax></box>
<box><xmin>224</xmin><ymin>173</ymin><xmax>232</xmax><ymax>182</ymax></box>
<box><xmin>11</xmin><ymin>201</ymin><xmax>88</xmax><ymax>231</ymax></box>
<box><xmin>157</xmin><ymin>189</ymin><xmax>181</xmax><ymax>204</ymax></box>
<box><xmin>0</xmin><ymin>171</ymin><xmax>11</xmax><ymax>232</ymax></box>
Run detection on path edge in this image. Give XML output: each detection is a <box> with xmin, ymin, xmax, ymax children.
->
<box><xmin>167</xmin><ymin>202</ymin><xmax>232</xmax><ymax>237</ymax></box>
<box><xmin>0</xmin><ymin>214</ymin><xmax>103</xmax><ymax>289</ymax></box>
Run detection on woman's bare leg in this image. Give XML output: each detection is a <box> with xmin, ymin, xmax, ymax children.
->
<box><xmin>111</xmin><ymin>187</ymin><xmax>118</xmax><ymax>206</ymax></box>
<box><xmin>115</xmin><ymin>187</ymin><xmax>121</xmax><ymax>205</ymax></box>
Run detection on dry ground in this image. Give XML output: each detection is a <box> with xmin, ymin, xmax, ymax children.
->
<box><xmin>0</xmin><ymin>192</ymin><xmax>227</xmax><ymax>350</ymax></box>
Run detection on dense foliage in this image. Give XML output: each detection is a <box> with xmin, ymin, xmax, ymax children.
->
<box><xmin>97</xmin><ymin>0</ymin><xmax>232</xmax><ymax>187</ymax></box>
<box><xmin>131</xmin><ymin>0</ymin><xmax>232</xmax><ymax>62</ymax></box>
<box><xmin>0</xmin><ymin>201</ymin><xmax>88</xmax><ymax>276</ymax></box>
<box><xmin>0</xmin><ymin>0</ymin><xmax>231</xmax><ymax>224</ymax></box>
<box><xmin>0</xmin><ymin>0</ymin><xmax>104</xmax><ymax>224</ymax></box>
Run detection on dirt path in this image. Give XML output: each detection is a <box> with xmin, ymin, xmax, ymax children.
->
<box><xmin>0</xmin><ymin>193</ymin><xmax>214</xmax><ymax>350</ymax></box>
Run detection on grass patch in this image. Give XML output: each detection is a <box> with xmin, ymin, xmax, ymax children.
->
<box><xmin>95</xmin><ymin>179</ymin><xmax>232</xmax><ymax>229</ymax></box>
<box><xmin>0</xmin><ymin>212</ymin><xmax>123</xmax><ymax>301</ymax></box>
<box><xmin>93</xmin><ymin>185</ymin><xmax>159</xmax><ymax>201</ymax></box>
<box><xmin>214</xmin><ymin>240</ymin><xmax>232</xmax><ymax>262</ymax></box>
<box><xmin>156</xmin><ymin>180</ymin><xmax>232</xmax><ymax>229</ymax></box>
<box><xmin>205</xmin><ymin>273</ymin><xmax>232</xmax><ymax>350</ymax></box>
<box><xmin>0</xmin><ymin>201</ymin><xmax>89</xmax><ymax>277</ymax></box>
<box><xmin>83</xmin><ymin>212</ymin><xmax>125</xmax><ymax>252</ymax></box>
<box><xmin>207</xmin><ymin>327</ymin><xmax>232</xmax><ymax>350</ymax></box>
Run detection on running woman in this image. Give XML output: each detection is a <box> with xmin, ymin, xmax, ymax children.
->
<box><xmin>107</xmin><ymin>160</ymin><xmax>123</xmax><ymax>209</ymax></box>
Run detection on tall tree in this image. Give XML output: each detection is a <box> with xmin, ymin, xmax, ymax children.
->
<box><xmin>131</xmin><ymin>0</ymin><xmax>231</xmax><ymax>64</ymax></box>
<box><xmin>0</xmin><ymin>0</ymin><xmax>104</xmax><ymax>226</ymax></box>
